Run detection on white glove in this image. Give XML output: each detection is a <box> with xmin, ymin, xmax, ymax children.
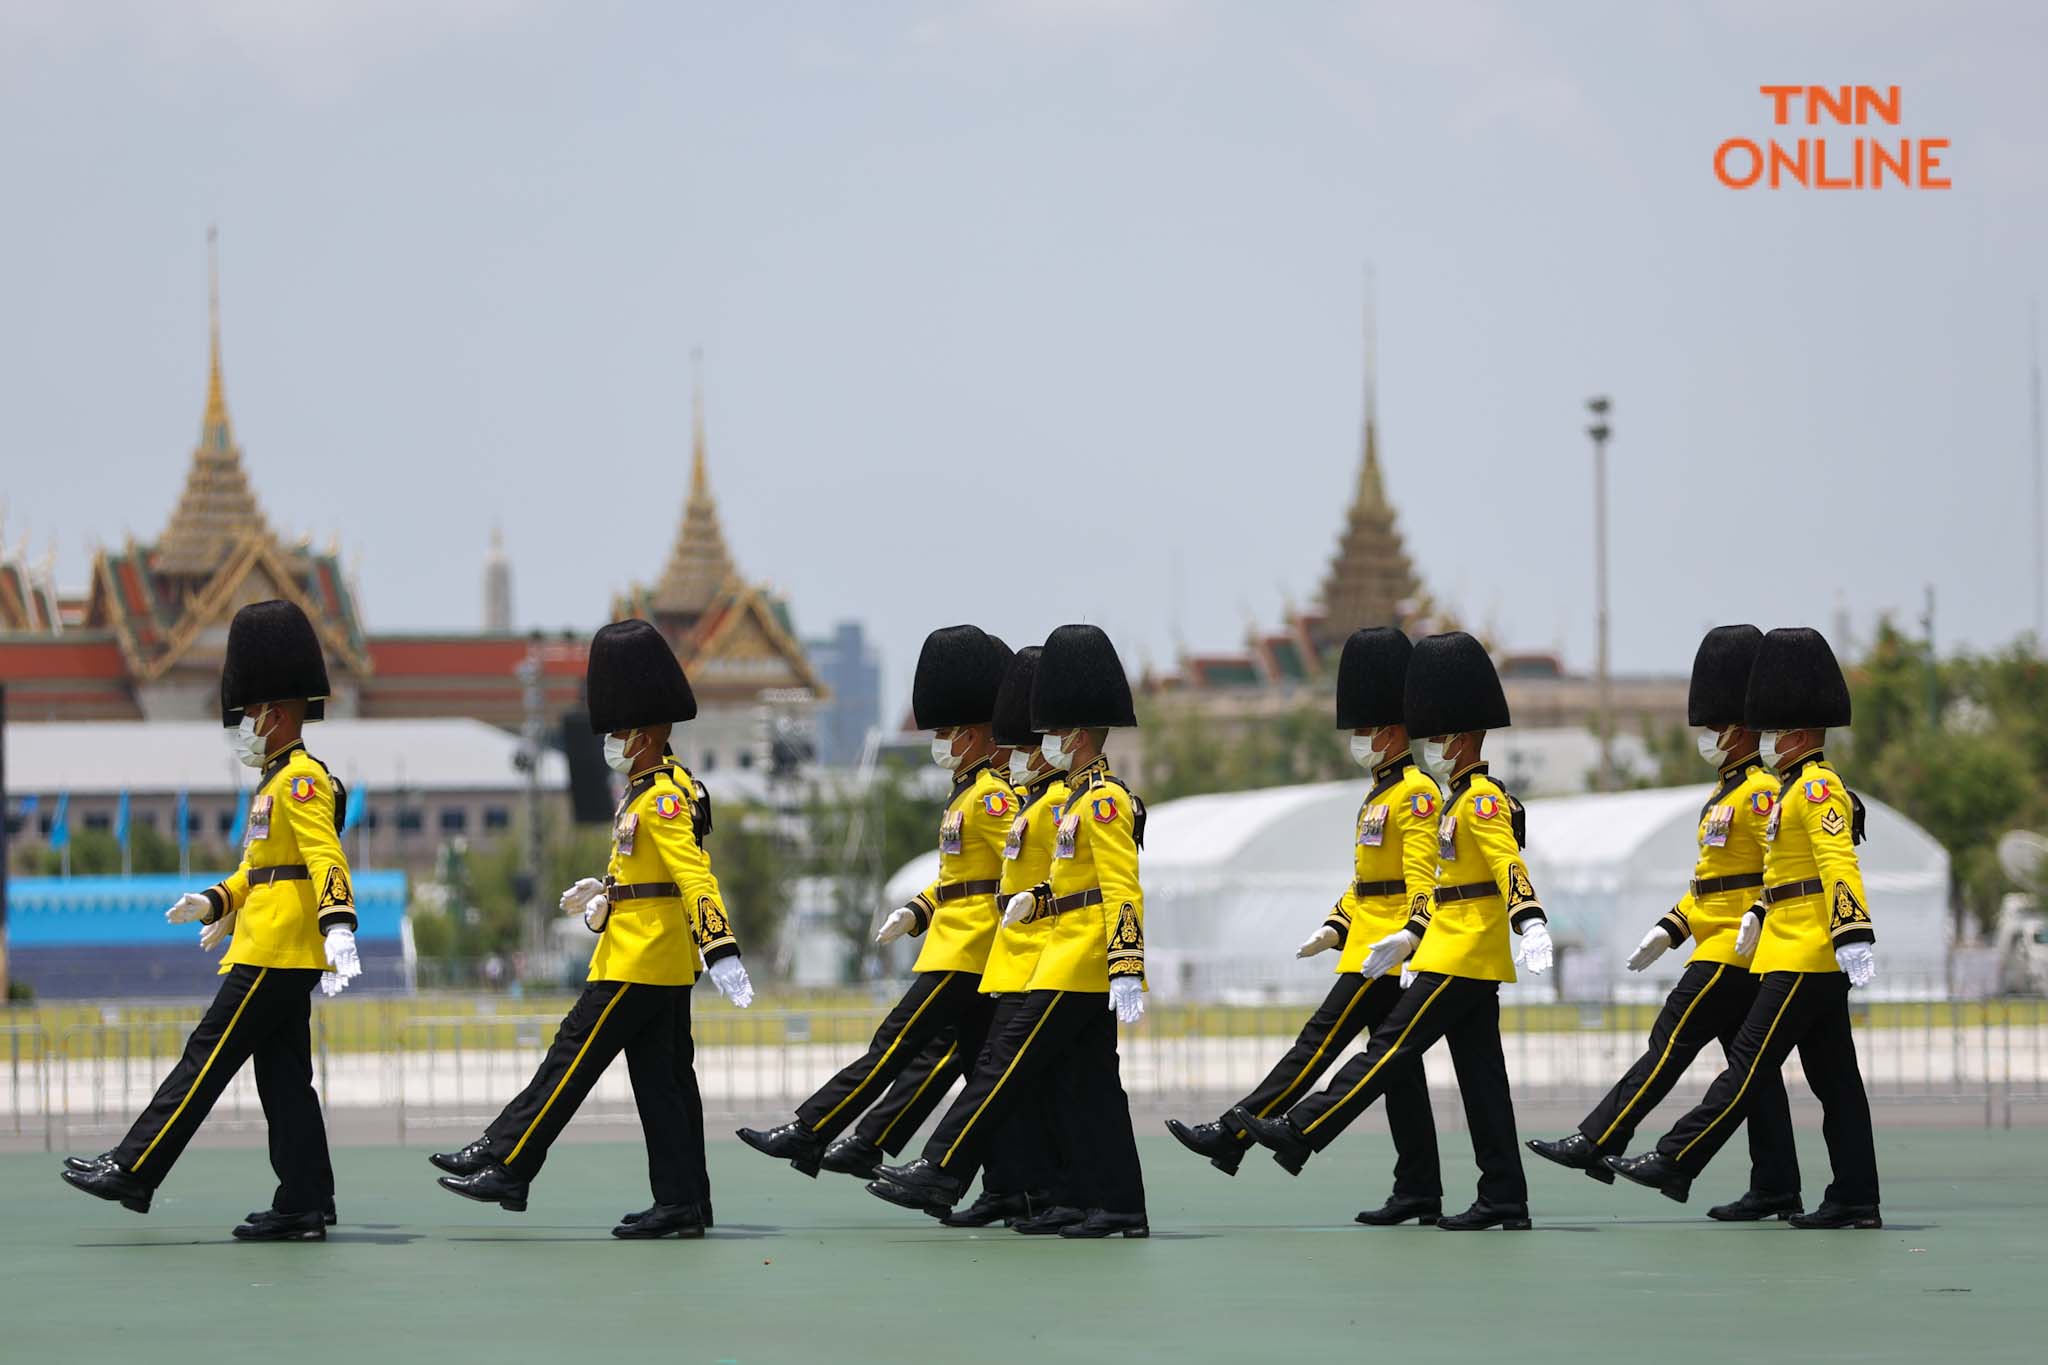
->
<box><xmin>1109</xmin><ymin>977</ymin><xmax>1145</xmax><ymax>1024</ymax></box>
<box><xmin>1516</xmin><ymin>920</ymin><xmax>1554</xmax><ymax>975</ymax></box>
<box><xmin>199</xmin><ymin>909</ymin><xmax>236</xmax><ymax>953</ymax></box>
<box><xmin>1361</xmin><ymin>929</ymin><xmax>1419</xmax><ymax>978</ymax></box>
<box><xmin>1399</xmin><ymin>963</ymin><xmax>1418</xmax><ymax>988</ymax></box>
<box><xmin>876</xmin><ymin>907</ymin><xmax>915</xmax><ymax>945</ymax></box>
<box><xmin>1297</xmin><ymin>926</ymin><xmax>1340</xmax><ymax>959</ymax></box>
<box><xmin>319</xmin><ymin>927</ymin><xmax>361</xmax><ymax>997</ymax></box>
<box><xmin>1836</xmin><ymin>942</ymin><xmax>1876</xmax><ymax>988</ymax></box>
<box><xmin>1627</xmin><ymin>927</ymin><xmax>1670</xmax><ymax>973</ymax></box>
<box><xmin>559</xmin><ymin>877</ymin><xmax>605</xmax><ymax>914</ymax></box>
<box><xmin>1735</xmin><ymin>910</ymin><xmax>1762</xmax><ymax>958</ymax></box>
<box><xmin>707</xmin><ymin>957</ymin><xmax>754</xmax><ymax>1008</ymax></box>
<box><xmin>1003</xmin><ymin>892</ymin><xmax>1037</xmax><ymax>927</ymax></box>
<box><xmin>165</xmin><ymin>892</ymin><xmax>211</xmax><ymax>925</ymax></box>
<box><xmin>582</xmin><ymin>894</ymin><xmax>611</xmax><ymax>932</ymax></box>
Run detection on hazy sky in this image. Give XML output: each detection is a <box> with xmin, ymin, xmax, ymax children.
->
<box><xmin>2</xmin><ymin>1</ymin><xmax>2044</xmax><ymax>709</ymax></box>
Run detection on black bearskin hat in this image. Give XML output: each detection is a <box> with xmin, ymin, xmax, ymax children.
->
<box><xmin>993</xmin><ymin>646</ymin><xmax>1045</xmax><ymax>748</ymax></box>
<box><xmin>220</xmin><ymin>599</ymin><xmax>331</xmax><ymax>725</ymax></box>
<box><xmin>586</xmin><ymin>620</ymin><xmax>698</xmax><ymax>733</ymax></box>
<box><xmin>1030</xmin><ymin>624</ymin><xmax>1137</xmax><ymax>731</ymax></box>
<box><xmin>1743</xmin><ymin>627</ymin><xmax>1852</xmax><ymax>731</ymax></box>
<box><xmin>911</xmin><ymin>625</ymin><xmax>1012</xmax><ymax>730</ymax></box>
<box><xmin>1334</xmin><ymin>627</ymin><xmax>1412</xmax><ymax>730</ymax></box>
<box><xmin>1687</xmin><ymin>624</ymin><xmax>1764</xmax><ymax>728</ymax></box>
<box><xmin>1403</xmin><ymin>631</ymin><xmax>1511</xmax><ymax>738</ymax></box>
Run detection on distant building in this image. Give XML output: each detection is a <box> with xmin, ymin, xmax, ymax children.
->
<box><xmin>0</xmin><ymin>244</ymin><xmax>824</xmax><ymax>777</ymax></box>
<box><xmin>806</xmin><ymin>622</ymin><xmax>881</xmax><ymax>767</ymax></box>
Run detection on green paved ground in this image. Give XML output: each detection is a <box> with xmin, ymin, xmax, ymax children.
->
<box><xmin>1</xmin><ymin>1130</ymin><xmax>2038</xmax><ymax>1365</ymax></box>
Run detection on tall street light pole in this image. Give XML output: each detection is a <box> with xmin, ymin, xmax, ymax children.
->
<box><xmin>1587</xmin><ymin>397</ymin><xmax>1614</xmax><ymax>792</ymax></box>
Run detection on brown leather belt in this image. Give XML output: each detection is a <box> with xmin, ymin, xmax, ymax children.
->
<box><xmin>1051</xmin><ymin>889</ymin><xmax>1104</xmax><ymax>914</ymax></box>
<box><xmin>610</xmin><ymin>881</ymin><xmax>680</xmax><ymax>901</ymax></box>
<box><xmin>247</xmin><ymin>865</ymin><xmax>308</xmax><ymax>885</ymax></box>
<box><xmin>1692</xmin><ymin>872</ymin><xmax>1765</xmax><ymax>897</ymax></box>
<box><xmin>1763</xmin><ymin>878</ymin><xmax>1824</xmax><ymax>905</ymax></box>
<box><xmin>936</xmin><ymin>879</ymin><xmax>1001</xmax><ymax>903</ymax></box>
<box><xmin>1354</xmin><ymin>879</ymin><xmax>1406</xmax><ymax>898</ymax></box>
<box><xmin>1434</xmin><ymin>881</ymin><xmax>1500</xmax><ymax>904</ymax></box>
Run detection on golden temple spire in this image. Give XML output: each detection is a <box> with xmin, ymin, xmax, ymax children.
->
<box><xmin>690</xmin><ymin>347</ymin><xmax>709</xmax><ymax>499</ymax></box>
<box><xmin>201</xmin><ymin>225</ymin><xmax>233</xmax><ymax>452</ymax></box>
<box><xmin>1355</xmin><ymin>265</ymin><xmax>1387</xmax><ymax>511</ymax></box>
<box><xmin>651</xmin><ymin>349</ymin><xmax>738</xmax><ymax>617</ymax></box>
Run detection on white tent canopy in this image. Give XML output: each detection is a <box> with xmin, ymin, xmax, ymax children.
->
<box><xmin>886</xmin><ymin>778</ymin><xmax>1953</xmax><ymax>1002</ymax></box>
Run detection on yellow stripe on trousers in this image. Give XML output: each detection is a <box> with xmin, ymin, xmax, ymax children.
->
<box><xmin>876</xmin><ymin>1041</ymin><xmax>959</xmax><ymax>1147</ymax></box>
<box><xmin>943</xmin><ymin>993</ymin><xmax>1065</xmax><ymax>1167</ymax></box>
<box><xmin>506</xmin><ymin>984</ymin><xmax>631</xmax><ymax>1165</ymax></box>
<box><xmin>1231</xmin><ymin>976</ymin><xmax>1375</xmax><ymax>1139</ymax></box>
<box><xmin>133</xmin><ymin>968</ymin><xmax>269</xmax><ymax>1171</ymax></box>
<box><xmin>1302</xmin><ymin>976</ymin><xmax>1451</xmax><ymax>1137</ymax></box>
<box><xmin>813</xmin><ymin>972</ymin><xmax>957</xmax><ymax>1132</ymax></box>
<box><xmin>1676</xmin><ymin>974</ymin><xmax>1802</xmax><ymax>1163</ymax></box>
<box><xmin>1595</xmin><ymin>964</ymin><xmax>1726</xmax><ymax>1147</ymax></box>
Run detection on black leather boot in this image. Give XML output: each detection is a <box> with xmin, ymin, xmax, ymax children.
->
<box><xmin>1526</xmin><ymin>1133</ymin><xmax>1616</xmax><ymax>1184</ymax></box>
<box><xmin>428</xmin><ymin>1138</ymin><xmax>493</xmax><ymax>1176</ymax></box>
<box><xmin>820</xmin><ymin>1134</ymin><xmax>886</xmax><ymax>1180</ymax></box>
<box><xmin>1058</xmin><ymin>1209</ymin><xmax>1150</xmax><ymax>1239</ymax></box>
<box><xmin>866</xmin><ymin>1159</ymin><xmax>965</xmax><ymax>1214</ymax></box>
<box><xmin>1012</xmin><ymin>1205</ymin><xmax>1087</xmax><ymax>1235</ymax></box>
<box><xmin>941</xmin><ymin>1189</ymin><xmax>1033</xmax><ymax>1228</ymax></box>
<box><xmin>1437</xmin><ymin>1201</ymin><xmax>1532</xmax><ymax>1231</ymax></box>
<box><xmin>1354</xmin><ymin>1194</ymin><xmax>1443</xmax><ymax>1226</ymax></box>
<box><xmin>61</xmin><ymin>1159</ymin><xmax>151</xmax><ymax>1214</ymax></box>
<box><xmin>233</xmin><ymin>1208</ymin><xmax>327</xmax><ymax>1241</ymax></box>
<box><xmin>1707</xmin><ymin>1190</ymin><xmax>1803</xmax><ymax>1221</ymax></box>
<box><xmin>1789</xmin><ymin>1202</ymin><xmax>1882</xmax><ymax>1229</ymax></box>
<box><xmin>247</xmin><ymin>1199</ymin><xmax>337</xmax><ymax>1227</ymax></box>
<box><xmin>735</xmin><ymin>1122</ymin><xmax>825</xmax><ymax>1177</ymax></box>
<box><xmin>1164</xmin><ymin>1118</ymin><xmax>1249</xmax><ymax>1176</ymax></box>
<box><xmin>1227</xmin><ymin>1106</ymin><xmax>1313</xmax><ymax>1176</ymax></box>
<box><xmin>612</xmin><ymin>1203</ymin><xmax>706</xmax><ymax>1239</ymax></box>
<box><xmin>63</xmin><ymin>1151</ymin><xmax>116</xmax><ymax>1174</ymax></box>
<box><xmin>436</xmin><ymin>1164</ymin><xmax>530</xmax><ymax>1211</ymax></box>
<box><xmin>1604</xmin><ymin>1152</ymin><xmax>1692</xmax><ymax>1203</ymax></box>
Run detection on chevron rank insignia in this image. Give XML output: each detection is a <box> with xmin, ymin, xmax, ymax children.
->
<box><xmin>1820</xmin><ymin>807</ymin><xmax>1847</xmax><ymax>837</ymax></box>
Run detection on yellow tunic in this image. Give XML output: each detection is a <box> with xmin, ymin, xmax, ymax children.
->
<box><xmin>1323</xmin><ymin>758</ymin><xmax>1442</xmax><ymax>976</ymax></box>
<box><xmin>205</xmin><ymin>742</ymin><xmax>355</xmax><ymax>973</ymax></box>
<box><xmin>1403</xmin><ymin>762</ymin><xmax>1545</xmax><ymax>983</ymax></box>
<box><xmin>979</xmin><ymin>773</ymin><xmax>1072</xmax><ymax>993</ymax></box>
<box><xmin>1026</xmin><ymin>756</ymin><xmax>1146</xmax><ymax>993</ymax></box>
<box><xmin>906</xmin><ymin>760</ymin><xmax>1013</xmax><ymax>975</ymax></box>
<box><xmin>1753</xmin><ymin>754</ymin><xmax>1874</xmax><ymax>976</ymax></box>
<box><xmin>589</xmin><ymin>762</ymin><xmax>735</xmax><ymax>986</ymax></box>
<box><xmin>1656</xmin><ymin>759</ymin><xmax>1778</xmax><ymax>967</ymax></box>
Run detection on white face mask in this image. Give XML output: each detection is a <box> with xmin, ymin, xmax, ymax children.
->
<box><xmin>1696</xmin><ymin>726</ymin><xmax>1730</xmax><ymax>766</ymax></box>
<box><xmin>1041</xmin><ymin>733</ymin><xmax>1075</xmax><ymax>771</ymax></box>
<box><xmin>931</xmin><ymin>734</ymin><xmax>962</xmax><ymax>771</ymax></box>
<box><xmin>603</xmin><ymin>731</ymin><xmax>638</xmax><ymax>774</ymax></box>
<box><xmin>1008</xmin><ymin>747</ymin><xmax>1039</xmax><ymax>786</ymax></box>
<box><xmin>1420</xmin><ymin>737</ymin><xmax>1454</xmax><ymax>781</ymax></box>
<box><xmin>227</xmin><ymin>711</ymin><xmax>271</xmax><ymax>768</ymax></box>
<box><xmin>1759</xmin><ymin>730</ymin><xmax>1787</xmax><ymax>771</ymax></box>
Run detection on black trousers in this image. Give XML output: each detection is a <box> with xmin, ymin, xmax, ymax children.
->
<box><xmin>852</xmin><ymin>1034</ymin><xmax>966</xmax><ymax>1156</ymax></box>
<box><xmin>1578</xmin><ymin>960</ymin><xmax>1800</xmax><ymax>1197</ymax></box>
<box><xmin>795</xmin><ymin>970</ymin><xmax>992</xmax><ymax>1139</ymax></box>
<box><xmin>1656</xmin><ymin>970</ymin><xmax>1879</xmax><ymax>1206</ymax></box>
<box><xmin>673</xmin><ymin>987</ymin><xmax>710</xmax><ymax>1207</ymax></box>
<box><xmin>1230</xmin><ymin>973</ymin><xmax>1441</xmax><ymax>1200</ymax></box>
<box><xmin>1286</xmin><ymin>973</ymin><xmax>1527</xmax><ymax>1207</ymax></box>
<box><xmin>112</xmin><ymin>965</ymin><xmax>334</xmax><ymax>1214</ymax></box>
<box><xmin>920</xmin><ymin>990</ymin><xmax>1144</xmax><ymax>1216</ymax></box>
<box><xmin>481</xmin><ymin>981</ymin><xmax>702</xmax><ymax>1208</ymax></box>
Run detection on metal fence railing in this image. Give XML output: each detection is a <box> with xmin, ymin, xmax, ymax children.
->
<box><xmin>4</xmin><ymin>993</ymin><xmax>2045</xmax><ymax>1150</ymax></box>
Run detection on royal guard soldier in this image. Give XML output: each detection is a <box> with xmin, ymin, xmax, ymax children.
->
<box><xmin>1526</xmin><ymin>625</ymin><xmax>1802</xmax><ymax>1219</ymax></box>
<box><xmin>1165</xmin><ymin>627</ymin><xmax>1444</xmax><ymax>1225</ymax></box>
<box><xmin>738</xmin><ymin>626</ymin><xmax>1013</xmax><ymax>1176</ymax></box>
<box><xmin>61</xmin><ymin>599</ymin><xmax>359</xmax><ymax>1240</ymax></box>
<box><xmin>1235</xmin><ymin>631</ymin><xmax>1551</xmax><ymax>1231</ymax></box>
<box><xmin>869</xmin><ymin>624</ymin><xmax>1150</xmax><ymax>1239</ymax></box>
<box><xmin>1607</xmin><ymin>627</ymin><xmax>1882</xmax><ymax>1229</ymax></box>
<box><xmin>432</xmin><ymin>620</ymin><xmax>752</xmax><ymax>1239</ymax></box>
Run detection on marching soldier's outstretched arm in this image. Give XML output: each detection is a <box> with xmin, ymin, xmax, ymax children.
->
<box><xmin>1802</xmin><ymin>782</ymin><xmax>1874</xmax><ymax>951</ymax></box>
<box><xmin>282</xmin><ymin>773</ymin><xmax>355</xmax><ymax>935</ymax></box>
<box><xmin>1094</xmin><ymin>797</ymin><xmax>1146</xmax><ymax>982</ymax></box>
<box><xmin>645</xmin><ymin>779</ymin><xmax>739</xmax><ymax>963</ymax></box>
<box><xmin>1471</xmin><ymin>792</ymin><xmax>1545</xmax><ymax>932</ymax></box>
